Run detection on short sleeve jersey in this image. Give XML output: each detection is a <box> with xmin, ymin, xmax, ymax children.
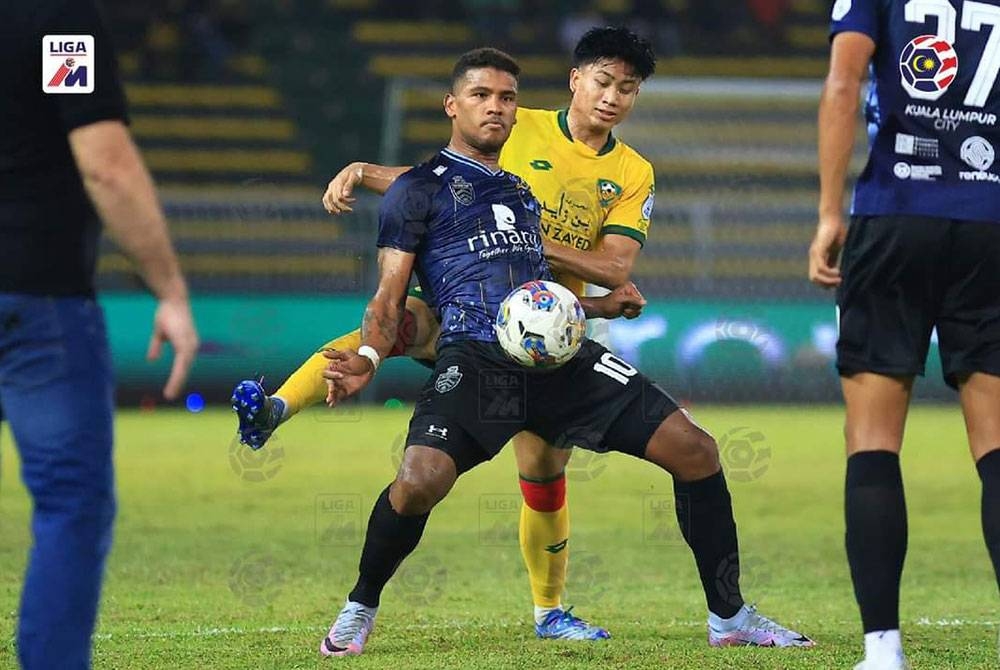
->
<box><xmin>498</xmin><ymin>107</ymin><xmax>656</xmax><ymax>295</ymax></box>
<box><xmin>832</xmin><ymin>0</ymin><xmax>1000</xmax><ymax>222</ymax></box>
<box><xmin>0</xmin><ymin>0</ymin><xmax>129</xmax><ymax>295</ymax></box>
<box><xmin>378</xmin><ymin>148</ymin><xmax>552</xmax><ymax>347</ymax></box>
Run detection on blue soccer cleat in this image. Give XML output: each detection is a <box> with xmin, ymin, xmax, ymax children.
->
<box><xmin>231</xmin><ymin>379</ymin><xmax>284</xmax><ymax>450</ymax></box>
<box><xmin>535</xmin><ymin>607</ymin><xmax>610</xmax><ymax>641</ymax></box>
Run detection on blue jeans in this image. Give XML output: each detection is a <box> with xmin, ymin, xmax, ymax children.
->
<box><xmin>0</xmin><ymin>294</ymin><xmax>115</xmax><ymax>670</ymax></box>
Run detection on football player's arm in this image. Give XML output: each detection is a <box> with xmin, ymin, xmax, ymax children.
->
<box><xmin>542</xmin><ymin>233</ymin><xmax>642</xmax><ymax>289</ymax></box>
<box><xmin>323</xmin><ymin>162</ymin><xmax>412</xmax><ymax>214</ymax></box>
<box><xmin>810</xmin><ymin>31</ymin><xmax>874</xmax><ymax>288</ymax></box>
<box><xmin>578</xmin><ymin>281</ymin><xmax>646</xmax><ymax>320</ymax></box>
<box><xmin>361</xmin><ymin>247</ymin><xmax>416</xmax><ymax>359</ymax></box>
<box><xmin>323</xmin><ymin>247</ymin><xmax>415</xmax><ymax>402</ymax></box>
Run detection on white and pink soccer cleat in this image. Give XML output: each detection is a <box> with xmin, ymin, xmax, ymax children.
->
<box><xmin>707</xmin><ymin>604</ymin><xmax>814</xmax><ymax>648</ymax></box>
<box><xmin>320</xmin><ymin>600</ymin><xmax>378</xmax><ymax>657</ymax></box>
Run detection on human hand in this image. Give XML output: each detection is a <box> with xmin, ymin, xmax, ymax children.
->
<box><xmin>322</xmin><ymin>348</ymin><xmax>375</xmax><ymax>406</ymax></box>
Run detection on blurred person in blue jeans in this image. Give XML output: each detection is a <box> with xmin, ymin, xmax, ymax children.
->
<box><xmin>0</xmin><ymin>1</ymin><xmax>199</xmax><ymax>668</ymax></box>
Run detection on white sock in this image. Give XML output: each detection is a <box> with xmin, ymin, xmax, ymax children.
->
<box><xmin>707</xmin><ymin>604</ymin><xmax>749</xmax><ymax>632</ymax></box>
<box><xmin>864</xmin><ymin>629</ymin><xmax>903</xmax><ymax>664</ymax></box>
<box><xmin>534</xmin><ymin>604</ymin><xmax>562</xmax><ymax>625</ymax></box>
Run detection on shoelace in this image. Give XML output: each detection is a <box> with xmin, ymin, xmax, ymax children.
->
<box><xmin>332</xmin><ymin>605</ymin><xmax>375</xmax><ymax>644</ymax></box>
<box><xmin>741</xmin><ymin>604</ymin><xmax>787</xmax><ymax>634</ymax></box>
<box><xmin>555</xmin><ymin>606</ymin><xmax>589</xmax><ymax>628</ymax></box>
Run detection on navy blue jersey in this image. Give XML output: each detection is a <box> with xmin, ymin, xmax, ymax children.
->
<box><xmin>832</xmin><ymin>0</ymin><xmax>1000</xmax><ymax>222</ymax></box>
<box><xmin>377</xmin><ymin>148</ymin><xmax>551</xmax><ymax>347</ymax></box>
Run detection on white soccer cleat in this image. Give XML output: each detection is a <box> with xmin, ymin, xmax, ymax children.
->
<box><xmin>707</xmin><ymin>604</ymin><xmax>814</xmax><ymax>647</ymax></box>
<box><xmin>319</xmin><ymin>600</ymin><xmax>378</xmax><ymax>657</ymax></box>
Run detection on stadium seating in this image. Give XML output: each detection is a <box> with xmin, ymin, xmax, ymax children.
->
<box><xmin>98</xmin><ymin>0</ymin><xmax>842</xmax><ymax>297</ymax></box>
<box><xmin>98</xmin><ymin>2</ymin><xmax>358</xmax><ymax>294</ymax></box>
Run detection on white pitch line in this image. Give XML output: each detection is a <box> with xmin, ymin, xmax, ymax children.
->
<box><xmin>86</xmin><ymin>618</ymin><xmax>998</xmax><ymax>641</ymax></box>
<box><xmin>914</xmin><ymin>618</ymin><xmax>999</xmax><ymax>627</ymax></box>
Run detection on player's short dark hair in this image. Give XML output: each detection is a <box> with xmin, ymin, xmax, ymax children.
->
<box><xmin>451</xmin><ymin>47</ymin><xmax>520</xmax><ymax>88</ymax></box>
<box><xmin>573</xmin><ymin>26</ymin><xmax>656</xmax><ymax>80</ymax></box>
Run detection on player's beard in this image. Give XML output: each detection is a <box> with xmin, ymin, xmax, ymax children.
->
<box><xmin>463</xmin><ymin>128</ymin><xmax>506</xmax><ymax>156</ymax></box>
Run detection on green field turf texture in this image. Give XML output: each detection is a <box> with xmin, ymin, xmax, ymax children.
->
<box><xmin>1</xmin><ymin>405</ymin><xmax>996</xmax><ymax>669</ymax></box>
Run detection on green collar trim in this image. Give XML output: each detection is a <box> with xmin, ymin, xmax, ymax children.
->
<box><xmin>557</xmin><ymin>109</ymin><xmax>616</xmax><ymax>156</ymax></box>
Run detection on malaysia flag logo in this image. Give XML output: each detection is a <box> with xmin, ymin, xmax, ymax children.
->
<box><xmin>899</xmin><ymin>34</ymin><xmax>958</xmax><ymax>101</ymax></box>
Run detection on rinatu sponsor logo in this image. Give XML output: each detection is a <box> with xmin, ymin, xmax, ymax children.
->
<box><xmin>465</xmin><ymin>203</ymin><xmax>540</xmax><ymax>260</ymax></box>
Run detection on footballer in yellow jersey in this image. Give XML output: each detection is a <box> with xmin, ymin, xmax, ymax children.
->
<box><xmin>499</xmin><ymin>106</ymin><xmax>654</xmax><ymax>296</ymax></box>
<box><xmin>235</xmin><ymin>27</ymin><xmax>814</xmax><ymax>651</ymax></box>
<box><xmin>237</xmin><ymin>27</ymin><xmax>661</xmax><ymax>643</ymax></box>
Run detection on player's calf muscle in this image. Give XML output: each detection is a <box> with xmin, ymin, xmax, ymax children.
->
<box><xmin>512</xmin><ymin>432</ymin><xmax>571</xmax><ymax>479</ymax></box>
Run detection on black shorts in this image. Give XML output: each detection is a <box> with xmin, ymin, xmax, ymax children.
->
<box><xmin>837</xmin><ymin>214</ymin><xmax>1000</xmax><ymax>388</ymax></box>
<box><xmin>405</xmin><ymin>339</ymin><xmax>679</xmax><ymax>474</ymax></box>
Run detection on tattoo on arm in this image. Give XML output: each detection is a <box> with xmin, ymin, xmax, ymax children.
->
<box><xmin>361</xmin><ymin>301</ymin><xmax>403</xmax><ymax>347</ymax></box>
<box><xmin>360</xmin><ymin>247</ymin><xmax>414</xmax><ymax>357</ymax></box>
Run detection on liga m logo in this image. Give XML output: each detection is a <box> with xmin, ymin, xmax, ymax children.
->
<box><xmin>43</xmin><ymin>35</ymin><xmax>94</xmax><ymax>94</ymax></box>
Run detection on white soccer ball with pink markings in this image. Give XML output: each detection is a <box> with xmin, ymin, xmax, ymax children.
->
<box><xmin>495</xmin><ymin>280</ymin><xmax>586</xmax><ymax>368</ymax></box>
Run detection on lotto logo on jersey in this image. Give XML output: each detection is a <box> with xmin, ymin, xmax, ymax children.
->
<box><xmin>899</xmin><ymin>35</ymin><xmax>957</xmax><ymax>101</ymax></box>
<box><xmin>42</xmin><ymin>35</ymin><xmax>94</xmax><ymax>94</ymax></box>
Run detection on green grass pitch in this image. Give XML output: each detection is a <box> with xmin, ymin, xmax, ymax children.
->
<box><xmin>1</xmin><ymin>405</ymin><xmax>997</xmax><ymax>669</ymax></box>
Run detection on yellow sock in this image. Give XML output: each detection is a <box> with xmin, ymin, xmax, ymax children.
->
<box><xmin>518</xmin><ymin>476</ymin><xmax>569</xmax><ymax>608</ymax></box>
<box><xmin>273</xmin><ymin>329</ymin><xmax>362</xmax><ymax>416</ymax></box>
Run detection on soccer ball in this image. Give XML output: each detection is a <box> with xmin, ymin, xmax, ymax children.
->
<box><xmin>495</xmin><ymin>280</ymin><xmax>586</xmax><ymax>368</ymax></box>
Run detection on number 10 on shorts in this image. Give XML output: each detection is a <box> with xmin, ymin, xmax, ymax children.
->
<box><xmin>593</xmin><ymin>352</ymin><xmax>637</xmax><ymax>385</ymax></box>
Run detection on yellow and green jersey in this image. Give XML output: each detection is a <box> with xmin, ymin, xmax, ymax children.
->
<box><xmin>498</xmin><ymin>107</ymin><xmax>655</xmax><ymax>296</ymax></box>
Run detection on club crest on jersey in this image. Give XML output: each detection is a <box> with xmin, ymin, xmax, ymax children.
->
<box><xmin>899</xmin><ymin>35</ymin><xmax>958</xmax><ymax>101</ymax></box>
<box><xmin>435</xmin><ymin>365</ymin><xmax>463</xmax><ymax>393</ymax></box>
<box><xmin>597</xmin><ymin>179</ymin><xmax>622</xmax><ymax>207</ymax></box>
<box><xmin>449</xmin><ymin>175</ymin><xmax>475</xmax><ymax>206</ymax></box>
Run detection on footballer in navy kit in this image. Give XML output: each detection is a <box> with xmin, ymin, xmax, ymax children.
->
<box><xmin>835</xmin><ymin>0</ymin><xmax>1000</xmax><ymax>221</ymax></box>
<box><xmin>314</xmin><ymin>47</ymin><xmax>813</xmax><ymax>658</ymax></box>
<box><xmin>376</xmin><ymin>147</ymin><xmax>550</xmax><ymax>348</ymax></box>
<box><xmin>809</xmin><ymin>2</ymin><xmax>1000</xmax><ymax>669</ymax></box>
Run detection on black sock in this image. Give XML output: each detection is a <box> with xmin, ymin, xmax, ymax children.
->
<box><xmin>845</xmin><ymin>451</ymin><xmax>907</xmax><ymax>633</ymax></box>
<box><xmin>674</xmin><ymin>469</ymin><xmax>743</xmax><ymax>618</ymax></box>
<box><xmin>976</xmin><ymin>449</ymin><xmax>1000</xmax><ymax>593</ymax></box>
<box><xmin>348</xmin><ymin>486</ymin><xmax>429</xmax><ymax>608</ymax></box>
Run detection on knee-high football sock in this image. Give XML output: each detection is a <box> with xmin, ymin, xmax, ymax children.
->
<box><xmin>976</xmin><ymin>449</ymin><xmax>1000</xmax><ymax>593</ymax></box>
<box><xmin>274</xmin><ymin>309</ymin><xmax>417</xmax><ymax>416</ymax></box>
<box><xmin>674</xmin><ymin>470</ymin><xmax>743</xmax><ymax>618</ymax></box>
<box><xmin>518</xmin><ymin>474</ymin><xmax>568</xmax><ymax>615</ymax></box>
<box><xmin>348</xmin><ymin>486</ymin><xmax>429</xmax><ymax>608</ymax></box>
<box><xmin>845</xmin><ymin>451</ymin><xmax>907</xmax><ymax>633</ymax></box>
